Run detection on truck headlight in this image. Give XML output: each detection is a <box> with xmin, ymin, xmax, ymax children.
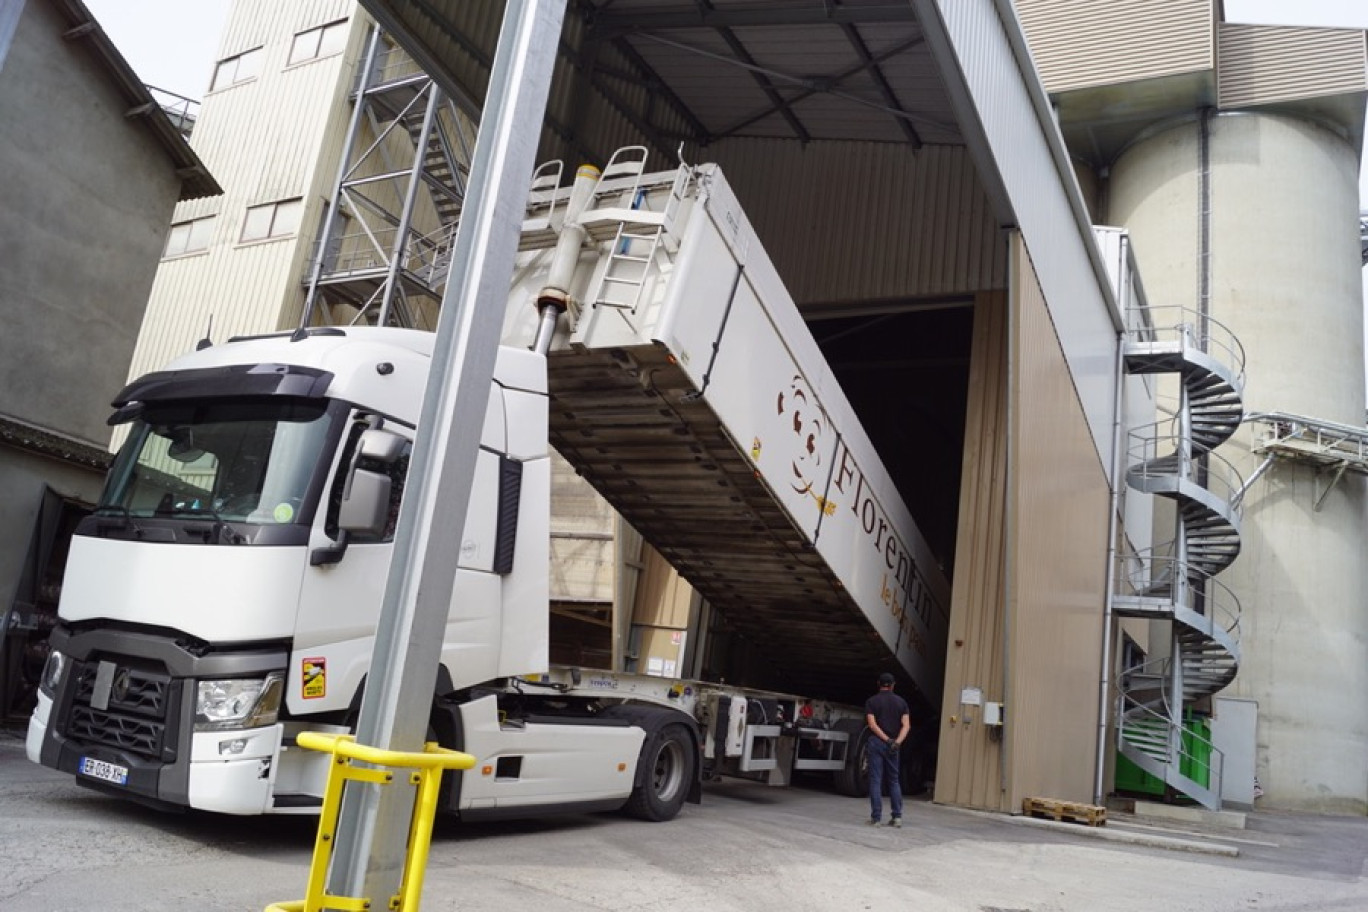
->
<box><xmin>195</xmin><ymin>672</ymin><xmax>284</xmax><ymax>732</ymax></box>
<box><xmin>40</xmin><ymin>650</ymin><xmax>66</xmax><ymax>695</ymax></box>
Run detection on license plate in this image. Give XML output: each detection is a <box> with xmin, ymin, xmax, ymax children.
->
<box><xmin>79</xmin><ymin>756</ymin><xmax>129</xmax><ymax>786</ymax></box>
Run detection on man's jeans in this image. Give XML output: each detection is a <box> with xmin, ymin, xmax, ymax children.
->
<box><xmin>867</xmin><ymin>737</ymin><xmax>903</xmax><ymax>820</ymax></box>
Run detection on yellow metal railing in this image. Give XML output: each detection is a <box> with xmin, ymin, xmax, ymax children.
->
<box><xmin>265</xmin><ymin>732</ymin><xmax>475</xmax><ymax>912</ymax></box>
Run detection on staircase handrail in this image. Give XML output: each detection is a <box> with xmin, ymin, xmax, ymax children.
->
<box><xmin>305</xmin><ymin>222</ymin><xmax>457</xmax><ymax>283</ymax></box>
<box><xmin>368</xmin><ymin>42</ymin><xmax>426</xmax><ymax>88</ymax></box>
<box><xmin>1113</xmin><ymin>552</ymin><xmax>1241</xmax><ymax>643</ymax></box>
<box><xmin>1117</xmin><ymin>694</ymin><xmax>1225</xmax><ymax>801</ymax></box>
<box><xmin>1125</xmin><ymin>426</ymin><xmax>1246</xmax><ymax>511</ymax></box>
<box><xmin>1118</xmin><ymin>655</ymin><xmax>1175</xmax><ymax>714</ymax></box>
<box><xmin>1124</xmin><ymin>304</ymin><xmax>1246</xmax><ymax>388</ymax></box>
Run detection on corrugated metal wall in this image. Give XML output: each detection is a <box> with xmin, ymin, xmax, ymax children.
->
<box><xmin>935</xmin><ymin>289</ymin><xmax>1009</xmax><ymax>810</ymax></box>
<box><xmin>1016</xmin><ymin>0</ymin><xmax>1214</xmax><ymax>94</ymax></box>
<box><xmin>1003</xmin><ymin>237</ymin><xmax>1109</xmax><ymax>809</ymax></box>
<box><xmin>542</xmin><ymin>12</ymin><xmax>700</xmax><ymax>169</ymax></box>
<box><xmin>703</xmin><ymin>140</ymin><xmax>1005</xmax><ymax>306</ymax></box>
<box><xmin>934</xmin><ymin>237</ymin><xmax>1111</xmax><ymax>812</ymax></box>
<box><xmin>1218</xmin><ymin>24</ymin><xmax>1368</xmax><ymax>109</ymax></box>
<box><xmin>128</xmin><ymin>0</ymin><xmax>362</xmax><ymax>381</ymax></box>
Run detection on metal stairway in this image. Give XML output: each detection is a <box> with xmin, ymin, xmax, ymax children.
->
<box><xmin>1113</xmin><ymin>305</ymin><xmax>1245</xmax><ymax>809</ymax></box>
<box><xmin>299</xmin><ymin>28</ymin><xmax>478</xmax><ymax>330</ymax></box>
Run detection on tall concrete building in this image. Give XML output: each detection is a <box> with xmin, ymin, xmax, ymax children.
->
<box><xmin>0</xmin><ymin>0</ymin><xmax>218</xmax><ymax>719</ymax></box>
<box><xmin>118</xmin><ymin>0</ymin><xmax>1367</xmax><ymax>817</ymax></box>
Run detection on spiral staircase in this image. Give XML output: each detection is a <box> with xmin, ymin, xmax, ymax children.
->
<box><xmin>1112</xmin><ymin>306</ymin><xmax>1245</xmax><ymax>809</ymax></box>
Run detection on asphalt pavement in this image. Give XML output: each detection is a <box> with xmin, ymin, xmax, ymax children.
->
<box><xmin>2</xmin><ymin>723</ymin><xmax>1366</xmax><ymax>912</ymax></box>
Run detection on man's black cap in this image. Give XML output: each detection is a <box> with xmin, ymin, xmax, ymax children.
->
<box><xmin>878</xmin><ymin>672</ymin><xmax>896</xmax><ymax>687</ymax></box>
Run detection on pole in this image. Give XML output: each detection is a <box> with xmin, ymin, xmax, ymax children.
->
<box><xmin>377</xmin><ymin>83</ymin><xmax>442</xmax><ymax>327</ymax></box>
<box><xmin>326</xmin><ymin>2</ymin><xmax>565</xmax><ymax>905</ymax></box>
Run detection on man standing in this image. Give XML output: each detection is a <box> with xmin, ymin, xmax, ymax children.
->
<box><xmin>864</xmin><ymin>672</ymin><xmax>910</xmax><ymax>827</ymax></box>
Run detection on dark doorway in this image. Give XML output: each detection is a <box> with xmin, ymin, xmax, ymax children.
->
<box><xmin>1</xmin><ymin>488</ymin><xmax>92</xmax><ymax>721</ymax></box>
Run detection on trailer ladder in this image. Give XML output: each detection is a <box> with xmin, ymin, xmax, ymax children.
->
<box><xmin>578</xmin><ymin>146</ymin><xmax>691</xmax><ymax>323</ymax></box>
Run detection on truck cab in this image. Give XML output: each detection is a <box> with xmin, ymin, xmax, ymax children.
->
<box><xmin>26</xmin><ymin>327</ymin><xmax>563</xmax><ymax>815</ymax></box>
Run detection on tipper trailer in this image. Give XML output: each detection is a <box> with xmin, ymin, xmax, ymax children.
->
<box><xmin>26</xmin><ymin>149</ymin><xmax>950</xmax><ymax>820</ymax></box>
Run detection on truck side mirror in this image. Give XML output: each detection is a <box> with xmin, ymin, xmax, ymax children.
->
<box><xmin>357</xmin><ymin>428</ymin><xmax>405</xmax><ymax>464</ymax></box>
<box><xmin>338</xmin><ymin>467</ymin><xmax>392</xmax><ymax>537</ymax></box>
<box><xmin>337</xmin><ymin>428</ymin><xmax>404</xmax><ymax>537</ymax></box>
<box><xmin>311</xmin><ymin>427</ymin><xmax>406</xmax><ymax>566</ymax></box>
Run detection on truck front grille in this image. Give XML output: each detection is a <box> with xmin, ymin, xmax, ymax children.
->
<box><xmin>63</xmin><ymin>661</ymin><xmax>174</xmax><ymax>761</ymax></box>
<box><xmin>67</xmin><ymin>705</ymin><xmax>165</xmax><ymax>756</ymax></box>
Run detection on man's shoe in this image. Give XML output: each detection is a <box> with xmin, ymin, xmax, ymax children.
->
<box><xmin>887</xmin><ymin>817</ymin><xmax>902</xmax><ymax>828</ymax></box>
<box><xmin>866</xmin><ymin>817</ymin><xmax>881</xmax><ymax>826</ymax></box>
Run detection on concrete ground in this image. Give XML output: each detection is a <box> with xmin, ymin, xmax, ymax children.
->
<box><xmin>2</xmin><ymin>724</ymin><xmax>1366</xmax><ymax>912</ymax></box>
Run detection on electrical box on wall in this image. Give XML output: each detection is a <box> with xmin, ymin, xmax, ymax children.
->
<box><xmin>983</xmin><ymin>702</ymin><xmax>1004</xmax><ymax>726</ymax></box>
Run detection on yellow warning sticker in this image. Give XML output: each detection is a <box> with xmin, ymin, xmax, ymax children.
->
<box><xmin>302</xmin><ymin>657</ymin><xmax>327</xmax><ymax>699</ymax></box>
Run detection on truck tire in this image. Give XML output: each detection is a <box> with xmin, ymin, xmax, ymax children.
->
<box><xmin>624</xmin><ymin>723</ymin><xmax>695</xmax><ymax>822</ymax></box>
<box><xmin>834</xmin><ymin>726</ymin><xmax>870</xmax><ymax>797</ymax></box>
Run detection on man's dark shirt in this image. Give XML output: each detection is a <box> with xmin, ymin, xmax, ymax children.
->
<box><xmin>865</xmin><ymin>689</ymin><xmax>910</xmax><ymax>740</ymax></box>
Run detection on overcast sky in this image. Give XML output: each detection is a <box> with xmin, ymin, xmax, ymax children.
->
<box><xmin>83</xmin><ymin>0</ymin><xmax>230</xmax><ymax>100</ymax></box>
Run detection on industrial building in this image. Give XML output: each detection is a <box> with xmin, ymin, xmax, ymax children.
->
<box><xmin>44</xmin><ymin>0</ymin><xmax>1368</xmax><ymax>817</ymax></box>
<box><xmin>0</xmin><ymin>0</ymin><xmax>219</xmax><ymax>720</ymax></box>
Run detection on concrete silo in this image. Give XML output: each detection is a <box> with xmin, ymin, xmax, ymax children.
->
<box><xmin>1109</xmin><ymin>111</ymin><xmax>1368</xmax><ymax>813</ymax></box>
<box><xmin>1019</xmin><ymin>0</ymin><xmax>1368</xmax><ymax>813</ymax></box>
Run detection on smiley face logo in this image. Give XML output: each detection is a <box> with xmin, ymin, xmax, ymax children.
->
<box><xmin>775</xmin><ymin>374</ymin><xmax>836</xmax><ymax>515</ymax></box>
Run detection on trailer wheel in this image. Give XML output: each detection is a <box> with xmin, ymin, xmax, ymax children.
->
<box><xmin>624</xmin><ymin>723</ymin><xmax>695</xmax><ymax>822</ymax></box>
<box><xmin>834</xmin><ymin>726</ymin><xmax>870</xmax><ymax>797</ymax></box>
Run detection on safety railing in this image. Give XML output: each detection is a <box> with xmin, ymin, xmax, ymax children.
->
<box><xmin>1113</xmin><ymin>552</ymin><xmax>1241</xmax><ymax>641</ymax></box>
<box><xmin>310</xmin><ymin>223</ymin><xmax>458</xmax><ymax>283</ymax></box>
<box><xmin>265</xmin><ymin>732</ymin><xmax>474</xmax><ymax>912</ymax></box>
<box><xmin>1117</xmin><ymin>683</ymin><xmax>1225</xmax><ymax>802</ymax></box>
<box><xmin>1124</xmin><ymin>426</ymin><xmax>1246</xmax><ymax>517</ymax></box>
<box><xmin>1121</xmin><ymin>304</ymin><xmax>1246</xmax><ymax>390</ymax></box>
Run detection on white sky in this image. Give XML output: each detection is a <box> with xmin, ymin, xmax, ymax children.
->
<box><xmin>83</xmin><ymin>0</ymin><xmax>230</xmax><ymax>101</ymax></box>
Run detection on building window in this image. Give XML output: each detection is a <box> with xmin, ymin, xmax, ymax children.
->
<box><xmin>241</xmin><ymin>199</ymin><xmax>304</xmax><ymax>243</ymax></box>
<box><xmin>288</xmin><ymin>19</ymin><xmax>349</xmax><ymax>66</ymax></box>
<box><xmin>211</xmin><ymin>47</ymin><xmax>263</xmax><ymax>91</ymax></box>
<box><xmin>163</xmin><ymin>215</ymin><xmax>216</xmax><ymax>258</ymax></box>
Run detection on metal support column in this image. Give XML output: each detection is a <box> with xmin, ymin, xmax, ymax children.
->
<box><xmin>325</xmin><ymin>2</ymin><xmax>565</xmax><ymax>907</ymax></box>
<box><xmin>377</xmin><ymin>83</ymin><xmax>442</xmax><ymax>327</ymax></box>
<box><xmin>300</xmin><ymin>27</ymin><xmax>382</xmax><ymax>328</ymax></box>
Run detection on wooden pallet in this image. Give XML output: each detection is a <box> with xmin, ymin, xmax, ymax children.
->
<box><xmin>1022</xmin><ymin>797</ymin><xmax>1107</xmax><ymax>827</ymax></box>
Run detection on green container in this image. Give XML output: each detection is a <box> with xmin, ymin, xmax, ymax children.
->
<box><xmin>1116</xmin><ymin>712</ymin><xmax>1212</xmax><ymax>796</ymax></box>
<box><xmin>1180</xmin><ymin>713</ymin><xmax>1212</xmax><ymax>788</ymax></box>
<box><xmin>1114</xmin><ymin>751</ymin><xmax>1165</xmax><ymax>796</ymax></box>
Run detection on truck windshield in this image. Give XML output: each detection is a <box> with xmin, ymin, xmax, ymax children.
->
<box><xmin>99</xmin><ymin>398</ymin><xmax>341</xmax><ymax>525</ymax></box>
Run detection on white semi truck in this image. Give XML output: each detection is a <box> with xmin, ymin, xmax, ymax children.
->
<box><xmin>26</xmin><ymin>150</ymin><xmax>950</xmax><ymax>821</ymax></box>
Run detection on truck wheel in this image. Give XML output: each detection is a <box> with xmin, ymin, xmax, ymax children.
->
<box><xmin>624</xmin><ymin>724</ymin><xmax>695</xmax><ymax>822</ymax></box>
<box><xmin>834</xmin><ymin>727</ymin><xmax>870</xmax><ymax>797</ymax></box>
